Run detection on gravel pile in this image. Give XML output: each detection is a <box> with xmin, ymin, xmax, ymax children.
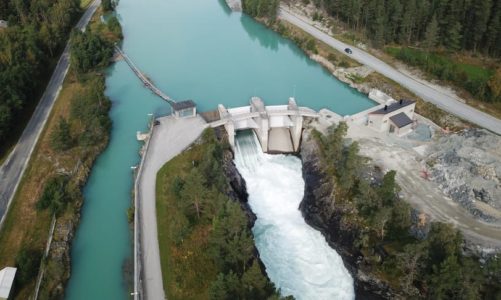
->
<box><xmin>425</xmin><ymin>129</ymin><xmax>501</xmax><ymax>222</ymax></box>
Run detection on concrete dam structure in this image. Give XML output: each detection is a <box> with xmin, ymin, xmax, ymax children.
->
<box><xmin>211</xmin><ymin>97</ymin><xmax>318</xmax><ymax>153</ymax></box>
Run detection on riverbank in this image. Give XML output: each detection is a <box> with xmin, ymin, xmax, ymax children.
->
<box><xmin>298</xmin><ymin>125</ymin><xmax>501</xmax><ymax>299</ymax></box>
<box><xmin>241</xmin><ymin>3</ymin><xmax>481</xmax><ymax>132</ymax></box>
<box><xmin>278</xmin><ymin>1</ymin><xmax>501</xmax><ymax>128</ymax></box>
<box><xmin>155</xmin><ymin>128</ymin><xmax>281</xmax><ymax>299</ymax></box>
<box><xmin>0</xmin><ymin>6</ymin><xmax>121</xmax><ymax>298</ymax></box>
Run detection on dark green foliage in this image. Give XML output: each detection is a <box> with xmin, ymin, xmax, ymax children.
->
<box><xmin>70</xmin><ymin>77</ymin><xmax>111</xmax><ymax>146</ymax></box>
<box><xmin>107</xmin><ymin>16</ymin><xmax>123</xmax><ymax>39</ymax></box>
<box><xmin>317</xmin><ymin>125</ymin><xmax>500</xmax><ymax>297</ymax></box>
<box><xmin>15</xmin><ymin>248</ymin><xmax>42</xmax><ymax>285</ymax></box>
<box><xmin>70</xmin><ymin>30</ymin><xmax>114</xmax><ymax>74</ymax></box>
<box><xmin>0</xmin><ymin>0</ymin><xmax>81</xmax><ymax>145</ymax></box>
<box><xmin>167</xmin><ymin>129</ymin><xmax>281</xmax><ymax>298</ymax></box>
<box><xmin>101</xmin><ymin>0</ymin><xmax>116</xmax><ymax>12</ymax></box>
<box><xmin>242</xmin><ymin>0</ymin><xmax>279</xmax><ymax>20</ymax></box>
<box><xmin>50</xmin><ymin>117</ymin><xmax>73</xmax><ymax>151</ymax></box>
<box><xmin>318</xmin><ymin>0</ymin><xmax>501</xmax><ymax>57</ymax></box>
<box><xmin>36</xmin><ymin>175</ymin><xmax>71</xmax><ymax>216</ymax></box>
<box><xmin>385</xmin><ymin>47</ymin><xmax>498</xmax><ymax>103</ymax></box>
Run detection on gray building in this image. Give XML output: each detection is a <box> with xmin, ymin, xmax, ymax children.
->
<box><xmin>172</xmin><ymin>100</ymin><xmax>196</xmax><ymax>118</ymax></box>
<box><xmin>0</xmin><ymin>20</ymin><xmax>8</xmax><ymax>29</ymax></box>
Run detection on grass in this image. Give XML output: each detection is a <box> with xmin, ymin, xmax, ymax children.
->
<box><xmin>80</xmin><ymin>0</ymin><xmax>93</xmax><ymax>9</ymax></box>
<box><xmin>276</xmin><ymin>20</ymin><xmax>360</xmax><ymax>69</ymax></box>
<box><xmin>156</xmin><ymin>143</ymin><xmax>218</xmax><ymax>300</ymax></box>
<box><xmin>0</xmin><ymin>72</ymin><xmax>87</xmax><ymax>299</ymax></box>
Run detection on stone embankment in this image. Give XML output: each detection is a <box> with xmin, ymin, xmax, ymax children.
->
<box><xmin>425</xmin><ymin>129</ymin><xmax>501</xmax><ymax>222</ymax></box>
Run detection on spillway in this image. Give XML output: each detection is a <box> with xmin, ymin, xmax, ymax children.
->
<box><xmin>234</xmin><ymin>130</ymin><xmax>354</xmax><ymax>300</ymax></box>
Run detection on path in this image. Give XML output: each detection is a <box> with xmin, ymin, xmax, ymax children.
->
<box><xmin>115</xmin><ymin>46</ymin><xmax>176</xmax><ymax>105</ymax></box>
<box><xmin>279</xmin><ymin>8</ymin><xmax>501</xmax><ymax>135</ymax></box>
<box><xmin>138</xmin><ymin>116</ymin><xmax>207</xmax><ymax>300</ymax></box>
<box><xmin>0</xmin><ymin>0</ymin><xmax>101</xmax><ymax>228</ymax></box>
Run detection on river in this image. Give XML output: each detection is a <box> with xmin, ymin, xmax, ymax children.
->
<box><xmin>65</xmin><ymin>0</ymin><xmax>374</xmax><ymax>299</ymax></box>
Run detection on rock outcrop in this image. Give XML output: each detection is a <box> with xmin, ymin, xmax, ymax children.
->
<box><xmin>299</xmin><ymin>131</ymin><xmax>398</xmax><ymax>299</ymax></box>
<box><xmin>425</xmin><ymin>129</ymin><xmax>501</xmax><ymax>222</ymax></box>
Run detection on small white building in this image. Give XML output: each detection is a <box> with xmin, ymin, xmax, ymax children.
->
<box><xmin>0</xmin><ymin>267</ymin><xmax>17</xmax><ymax>300</ymax></box>
<box><xmin>0</xmin><ymin>20</ymin><xmax>8</xmax><ymax>29</ymax></box>
<box><xmin>172</xmin><ymin>100</ymin><xmax>196</xmax><ymax>119</ymax></box>
<box><xmin>367</xmin><ymin>99</ymin><xmax>416</xmax><ymax>136</ymax></box>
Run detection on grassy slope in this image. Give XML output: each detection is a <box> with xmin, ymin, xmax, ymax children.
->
<box><xmin>156</xmin><ymin>143</ymin><xmax>218</xmax><ymax>300</ymax></box>
<box><xmin>0</xmin><ymin>7</ymin><xmax>109</xmax><ymax>298</ymax></box>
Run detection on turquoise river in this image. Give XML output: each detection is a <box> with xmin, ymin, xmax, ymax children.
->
<box><xmin>65</xmin><ymin>0</ymin><xmax>375</xmax><ymax>299</ymax></box>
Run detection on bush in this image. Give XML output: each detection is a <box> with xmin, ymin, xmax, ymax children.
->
<box><xmin>15</xmin><ymin>248</ymin><xmax>42</xmax><ymax>285</ymax></box>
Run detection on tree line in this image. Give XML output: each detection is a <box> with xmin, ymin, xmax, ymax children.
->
<box><xmin>242</xmin><ymin>0</ymin><xmax>280</xmax><ymax>20</ymax></box>
<box><xmin>161</xmin><ymin>130</ymin><xmax>289</xmax><ymax>299</ymax></box>
<box><xmin>0</xmin><ymin>0</ymin><xmax>81</xmax><ymax>146</ymax></box>
<box><xmin>13</xmin><ymin>9</ymin><xmax>121</xmax><ymax>298</ymax></box>
<box><xmin>315</xmin><ymin>123</ymin><xmax>501</xmax><ymax>299</ymax></box>
<box><xmin>315</xmin><ymin>0</ymin><xmax>501</xmax><ymax>57</ymax></box>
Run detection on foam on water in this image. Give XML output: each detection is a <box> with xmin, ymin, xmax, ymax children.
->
<box><xmin>234</xmin><ymin>131</ymin><xmax>355</xmax><ymax>300</ymax></box>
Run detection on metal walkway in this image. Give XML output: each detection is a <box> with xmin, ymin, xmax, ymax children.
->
<box><xmin>115</xmin><ymin>46</ymin><xmax>176</xmax><ymax>105</ymax></box>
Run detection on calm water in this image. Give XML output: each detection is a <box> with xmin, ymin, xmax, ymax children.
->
<box><xmin>65</xmin><ymin>0</ymin><xmax>374</xmax><ymax>299</ymax></box>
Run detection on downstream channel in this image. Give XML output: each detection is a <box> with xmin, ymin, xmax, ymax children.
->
<box><xmin>66</xmin><ymin>0</ymin><xmax>375</xmax><ymax>298</ymax></box>
<box><xmin>234</xmin><ymin>131</ymin><xmax>354</xmax><ymax>299</ymax></box>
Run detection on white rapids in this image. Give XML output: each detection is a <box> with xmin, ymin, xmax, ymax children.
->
<box><xmin>234</xmin><ymin>130</ymin><xmax>355</xmax><ymax>300</ymax></box>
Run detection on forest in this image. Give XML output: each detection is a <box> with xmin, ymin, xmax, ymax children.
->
<box><xmin>314</xmin><ymin>0</ymin><xmax>501</xmax><ymax>57</ymax></box>
<box><xmin>0</xmin><ymin>0</ymin><xmax>81</xmax><ymax>152</ymax></box>
<box><xmin>314</xmin><ymin>123</ymin><xmax>501</xmax><ymax>299</ymax></box>
<box><xmin>156</xmin><ymin>130</ymin><xmax>289</xmax><ymax>300</ymax></box>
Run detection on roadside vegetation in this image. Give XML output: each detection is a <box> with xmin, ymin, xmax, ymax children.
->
<box><xmin>285</xmin><ymin>0</ymin><xmax>501</xmax><ymax>116</ymax></box>
<box><xmin>156</xmin><ymin>129</ymin><xmax>286</xmax><ymax>300</ymax></box>
<box><xmin>0</xmin><ymin>4</ymin><xmax>121</xmax><ymax>299</ymax></box>
<box><xmin>0</xmin><ymin>0</ymin><xmax>82</xmax><ymax>161</ymax></box>
<box><xmin>313</xmin><ymin>122</ymin><xmax>501</xmax><ymax>299</ymax></box>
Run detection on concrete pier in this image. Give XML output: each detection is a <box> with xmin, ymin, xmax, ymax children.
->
<box><xmin>212</xmin><ymin>97</ymin><xmax>318</xmax><ymax>153</ymax></box>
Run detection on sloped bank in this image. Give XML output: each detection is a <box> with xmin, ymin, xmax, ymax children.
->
<box><xmin>299</xmin><ymin>131</ymin><xmax>397</xmax><ymax>299</ymax></box>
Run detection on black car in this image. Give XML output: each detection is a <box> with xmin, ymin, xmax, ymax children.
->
<box><xmin>344</xmin><ymin>48</ymin><xmax>353</xmax><ymax>54</ymax></box>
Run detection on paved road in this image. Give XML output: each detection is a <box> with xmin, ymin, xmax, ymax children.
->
<box><xmin>0</xmin><ymin>0</ymin><xmax>101</xmax><ymax>228</ymax></box>
<box><xmin>279</xmin><ymin>8</ymin><xmax>501</xmax><ymax>135</ymax></box>
<box><xmin>138</xmin><ymin>116</ymin><xmax>207</xmax><ymax>300</ymax></box>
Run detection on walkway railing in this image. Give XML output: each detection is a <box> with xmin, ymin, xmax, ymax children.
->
<box><xmin>115</xmin><ymin>46</ymin><xmax>176</xmax><ymax>106</ymax></box>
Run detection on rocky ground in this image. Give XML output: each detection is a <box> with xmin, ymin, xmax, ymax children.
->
<box><xmin>307</xmin><ymin>114</ymin><xmax>501</xmax><ymax>250</ymax></box>
<box><xmin>425</xmin><ymin>129</ymin><xmax>501</xmax><ymax>222</ymax></box>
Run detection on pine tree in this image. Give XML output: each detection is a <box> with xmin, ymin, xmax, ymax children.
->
<box><xmin>445</xmin><ymin>21</ymin><xmax>462</xmax><ymax>51</ymax></box>
<box><xmin>423</xmin><ymin>14</ymin><xmax>439</xmax><ymax>49</ymax></box>
<box><xmin>50</xmin><ymin>117</ymin><xmax>72</xmax><ymax>151</ymax></box>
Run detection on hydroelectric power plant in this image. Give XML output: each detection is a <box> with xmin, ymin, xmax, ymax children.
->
<box><xmin>66</xmin><ymin>0</ymin><xmax>376</xmax><ymax>298</ymax></box>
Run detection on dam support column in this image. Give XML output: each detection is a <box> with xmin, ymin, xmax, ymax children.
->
<box><xmin>288</xmin><ymin>98</ymin><xmax>303</xmax><ymax>152</ymax></box>
<box><xmin>218</xmin><ymin>104</ymin><xmax>235</xmax><ymax>149</ymax></box>
<box><xmin>250</xmin><ymin>97</ymin><xmax>269</xmax><ymax>152</ymax></box>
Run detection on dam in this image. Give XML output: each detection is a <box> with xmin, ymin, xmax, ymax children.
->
<box><xmin>211</xmin><ymin>97</ymin><xmax>318</xmax><ymax>153</ymax></box>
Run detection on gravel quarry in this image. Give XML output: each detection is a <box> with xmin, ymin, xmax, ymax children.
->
<box><xmin>309</xmin><ymin>114</ymin><xmax>501</xmax><ymax>249</ymax></box>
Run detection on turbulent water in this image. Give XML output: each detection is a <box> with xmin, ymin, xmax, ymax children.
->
<box><xmin>234</xmin><ymin>131</ymin><xmax>354</xmax><ymax>300</ymax></box>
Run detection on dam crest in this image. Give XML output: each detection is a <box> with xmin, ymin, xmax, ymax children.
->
<box><xmin>210</xmin><ymin>97</ymin><xmax>319</xmax><ymax>153</ymax></box>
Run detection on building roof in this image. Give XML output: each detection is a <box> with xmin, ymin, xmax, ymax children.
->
<box><xmin>370</xmin><ymin>99</ymin><xmax>415</xmax><ymax>115</ymax></box>
<box><xmin>0</xmin><ymin>267</ymin><xmax>17</xmax><ymax>299</ymax></box>
<box><xmin>171</xmin><ymin>100</ymin><xmax>196</xmax><ymax>111</ymax></box>
<box><xmin>0</xmin><ymin>20</ymin><xmax>8</xmax><ymax>28</ymax></box>
<box><xmin>390</xmin><ymin>112</ymin><xmax>413</xmax><ymax>128</ymax></box>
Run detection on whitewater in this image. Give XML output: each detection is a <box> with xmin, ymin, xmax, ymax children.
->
<box><xmin>234</xmin><ymin>131</ymin><xmax>354</xmax><ymax>300</ymax></box>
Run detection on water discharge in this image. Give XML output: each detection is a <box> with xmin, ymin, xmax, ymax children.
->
<box><xmin>234</xmin><ymin>130</ymin><xmax>355</xmax><ymax>300</ymax></box>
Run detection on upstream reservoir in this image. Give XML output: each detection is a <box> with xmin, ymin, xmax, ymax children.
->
<box><xmin>65</xmin><ymin>0</ymin><xmax>375</xmax><ymax>299</ymax></box>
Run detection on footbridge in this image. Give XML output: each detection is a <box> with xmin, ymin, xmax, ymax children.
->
<box><xmin>211</xmin><ymin>97</ymin><xmax>319</xmax><ymax>153</ymax></box>
<box><xmin>115</xmin><ymin>46</ymin><xmax>176</xmax><ymax>106</ymax></box>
